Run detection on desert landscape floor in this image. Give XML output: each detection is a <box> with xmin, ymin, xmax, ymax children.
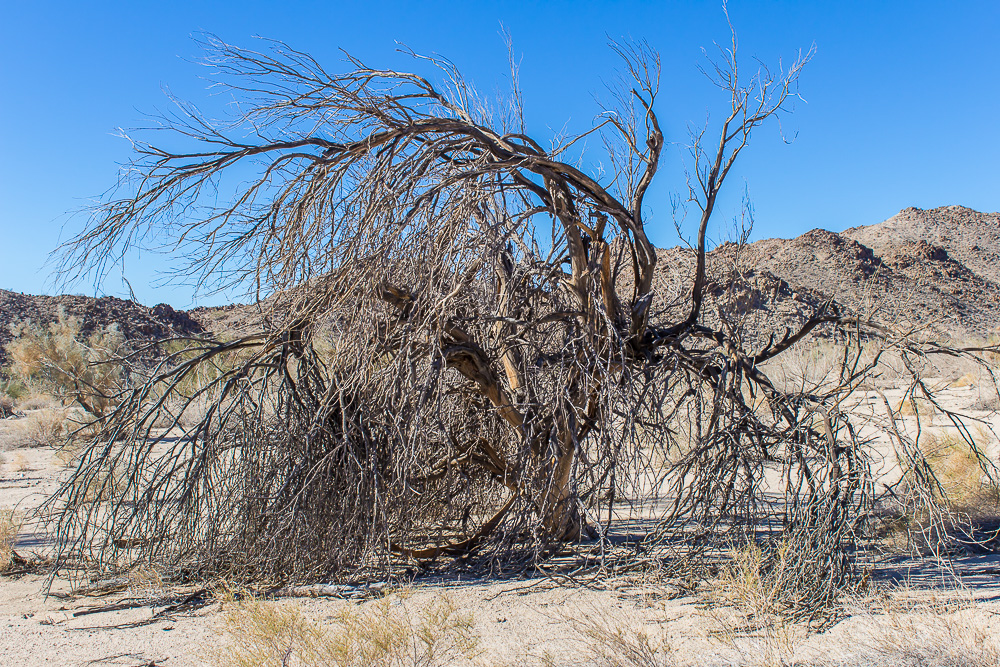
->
<box><xmin>2</xmin><ymin>376</ymin><xmax>1000</xmax><ymax>666</ymax></box>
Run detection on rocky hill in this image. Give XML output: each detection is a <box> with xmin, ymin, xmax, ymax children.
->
<box><xmin>1</xmin><ymin>205</ymin><xmax>997</xmax><ymax>365</ymax></box>
<box><xmin>636</xmin><ymin>205</ymin><xmax>1000</xmax><ymax>344</ymax></box>
<box><xmin>0</xmin><ymin>291</ymin><xmax>204</xmax><ymax>364</ymax></box>
<box><xmin>740</xmin><ymin>205</ymin><xmax>1000</xmax><ymax>341</ymax></box>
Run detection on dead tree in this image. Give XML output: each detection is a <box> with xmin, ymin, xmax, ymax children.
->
<box><xmin>51</xmin><ymin>33</ymin><xmax>998</xmax><ymax>606</ymax></box>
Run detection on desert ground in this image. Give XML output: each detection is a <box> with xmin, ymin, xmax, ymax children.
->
<box><xmin>3</xmin><ymin>366</ymin><xmax>999</xmax><ymax>667</ymax></box>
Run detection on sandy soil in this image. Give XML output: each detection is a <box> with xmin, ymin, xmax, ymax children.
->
<box><xmin>2</xmin><ymin>376</ymin><xmax>1000</xmax><ymax>666</ymax></box>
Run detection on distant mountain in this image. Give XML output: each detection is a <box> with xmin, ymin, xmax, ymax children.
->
<box><xmin>641</xmin><ymin>205</ymin><xmax>1000</xmax><ymax>344</ymax></box>
<box><xmin>0</xmin><ymin>291</ymin><xmax>203</xmax><ymax>364</ymax></box>
<box><xmin>744</xmin><ymin>205</ymin><xmax>1000</xmax><ymax>341</ymax></box>
<box><xmin>2</xmin><ymin>205</ymin><xmax>997</xmax><ymax>367</ymax></box>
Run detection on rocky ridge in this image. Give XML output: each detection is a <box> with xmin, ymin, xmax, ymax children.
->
<box><xmin>0</xmin><ymin>291</ymin><xmax>203</xmax><ymax>364</ymax></box>
<box><xmin>1</xmin><ymin>205</ymin><xmax>997</xmax><ymax>364</ymax></box>
<box><xmin>741</xmin><ymin>205</ymin><xmax>1000</xmax><ymax>340</ymax></box>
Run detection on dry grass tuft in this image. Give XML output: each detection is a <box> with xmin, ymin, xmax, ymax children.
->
<box><xmin>11</xmin><ymin>452</ymin><xmax>31</xmax><ymax>472</ymax></box>
<box><xmin>0</xmin><ymin>507</ymin><xmax>22</xmax><ymax>570</ymax></box>
<box><xmin>212</xmin><ymin>593</ymin><xmax>479</xmax><ymax>667</ymax></box>
<box><xmin>827</xmin><ymin>610</ymin><xmax>1000</xmax><ymax>667</ymax></box>
<box><xmin>712</xmin><ymin>541</ymin><xmax>802</xmax><ymax>620</ymax></box>
<box><xmin>895</xmin><ymin>396</ymin><xmax>936</xmax><ymax>420</ymax></box>
<box><xmin>949</xmin><ymin>373</ymin><xmax>977</xmax><ymax>389</ymax></box>
<box><xmin>923</xmin><ymin>431</ymin><xmax>1000</xmax><ymax>514</ymax></box>
<box><xmin>707</xmin><ymin>542</ymin><xmax>812</xmax><ymax>667</ymax></box>
<box><xmin>571</xmin><ymin>613</ymin><xmax>675</xmax><ymax>667</ymax></box>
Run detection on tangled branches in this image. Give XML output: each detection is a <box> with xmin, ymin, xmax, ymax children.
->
<box><xmin>50</xmin><ymin>33</ymin><xmax>999</xmax><ymax>609</ymax></box>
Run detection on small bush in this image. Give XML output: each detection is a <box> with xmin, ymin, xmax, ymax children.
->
<box><xmin>0</xmin><ymin>375</ymin><xmax>28</xmax><ymax>399</ymax></box>
<box><xmin>0</xmin><ymin>507</ymin><xmax>21</xmax><ymax>570</ymax></box>
<box><xmin>6</xmin><ymin>310</ymin><xmax>125</xmax><ymax>418</ymax></box>
<box><xmin>24</xmin><ymin>409</ymin><xmax>71</xmax><ymax>448</ymax></box>
<box><xmin>0</xmin><ymin>408</ymin><xmax>70</xmax><ymax>451</ymax></box>
<box><xmin>923</xmin><ymin>431</ymin><xmax>1000</xmax><ymax>514</ymax></box>
<box><xmin>0</xmin><ymin>395</ymin><xmax>13</xmax><ymax>419</ymax></box>
<box><xmin>213</xmin><ymin>593</ymin><xmax>479</xmax><ymax>667</ymax></box>
<box><xmin>714</xmin><ymin>540</ymin><xmax>797</xmax><ymax>620</ymax></box>
<box><xmin>572</xmin><ymin>614</ymin><xmax>675</xmax><ymax>667</ymax></box>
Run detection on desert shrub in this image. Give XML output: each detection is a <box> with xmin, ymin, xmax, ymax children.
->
<box><xmin>6</xmin><ymin>310</ymin><xmax>125</xmax><ymax>418</ymax></box>
<box><xmin>0</xmin><ymin>507</ymin><xmax>21</xmax><ymax>570</ymax></box>
<box><xmin>0</xmin><ymin>375</ymin><xmax>28</xmax><ymax>400</ymax></box>
<box><xmin>0</xmin><ymin>374</ymin><xmax>27</xmax><ymax>418</ymax></box>
<box><xmin>0</xmin><ymin>408</ymin><xmax>71</xmax><ymax>450</ymax></box>
<box><xmin>923</xmin><ymin>431</ymin><xmax>1000</xmax><ymax>514</ymax></box>
<box><xmin>213</xmin><ymin>594</ymin><xmax>478</xmax><ymax>667</ymax></box>
<box><xmin>47</xmin><ymin>31</ymin><xmax>999</xmax><ymax>619</ymax></box>
<box><xmin>23</xmin><ymin>408</ymin><xmax>71</xmax><ymax>448</ymax></box>
<box><xmin>571</xmin><ymin>614</ymin><xmax>675</xmax><ymax>667</ymax></box>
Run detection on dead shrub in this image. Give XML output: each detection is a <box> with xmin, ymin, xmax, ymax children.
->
<box><xmin>212</xmin><ymin>593</ymin><xmax>478</xmax><ymax>667</ymax></box>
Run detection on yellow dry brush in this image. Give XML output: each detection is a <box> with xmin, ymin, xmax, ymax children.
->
<box><xmin>212</xmin><ymin>592</ymin><xmax>479</xmax><ymax>667</ymax></box>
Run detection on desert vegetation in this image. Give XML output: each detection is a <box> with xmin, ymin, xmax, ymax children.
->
<box><xmin>1</xmin><ymin>20</ymin><xmax>999</xmax><ymax>667</ymax></box>
<box><xmin>30</xmin><ymin>26</ymin><xmax>998</xmax><ymax>614</ymax></box>
<box><xmin>212</xmin><ymin>591</ymin><xmax>479</xmax><ymax>667</ymax></box>
<box><xmin>7</xmin><ymin>311</ymin><xmax>124</xmax><ymax>419</ymax></box>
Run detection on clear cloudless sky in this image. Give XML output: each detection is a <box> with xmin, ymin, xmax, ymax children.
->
<box><xmin>1</xmin><ymin>0</ymin><xmax>998</xmax><ymax>307</ymax></box>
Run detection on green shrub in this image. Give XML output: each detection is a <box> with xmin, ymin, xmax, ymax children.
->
<box><xmin>5</xmin><ymin>310</ymin><xmax>125</xmax><ymax>418</ymax></box>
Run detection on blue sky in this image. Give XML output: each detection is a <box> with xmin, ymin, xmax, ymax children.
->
<box><xmin>1</xmin><ymin>1</ymin><xmax>998</xmax><ymax>307</ymax></box>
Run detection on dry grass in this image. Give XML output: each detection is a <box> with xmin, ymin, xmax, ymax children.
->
<box><xmin>0</xmin><ymin>408</ymin><xmax>87</xmax><ymax>467</ymax></box>
<box><xmin>704</xmin><ymin>541</ymin><xmax>813</xmax><ymax>667</ymax></box>
<box><xmin>563</xmin><ymin>588</ymin><xmax>1000</xmax><ymax>667</ymax></box>
<box><xmin>71</xmin><ymin>466</ymin><xmax>129</xmax><ymax>504</ymax></box>
<box><xmin>569</xmin><ymin>613</ymin><xmax>675</xmax><ymax>667</ymax></box>
<box><xmin>922</xmin><ymin>430</ymin><xmax>1000</xmax><ymax>514</ymax></box>
<box><xmin>0</xmin><ymin>507</ymin><xmax>22</xmax><ymax>570</ymax></box>
<box><xmin>6</xmin><ymin>409</ymin><xmax>69</xmax><ymax>449</ymax></box>
<box><xmin>211</xmin><ymin>592</ymin><xmax>479</xmax><ymax>667</ymax></box>
<box><xmin>969</xmin><ymin>393</ymin><xmax>1000</xmax><ymax>412</ymax></box>
<box><xmin>895</xmin><ymin>396</ymin><xmax>936</xmax><ymax>420</ymax></box>
<box><xmin>711</xmin><ymin>541</ymin><xmax>803</xmax><ymax>621</ymax></box>
<box><xmin>10</xmin><ymin>452</ymin><xmax>31</xmax><ymax>472</ymax></box>
<box><xmin>15</xmin><ymin>393</ymin><xmax>60</xmax><ymax>411</ymax></box>
<box><xmin>949</xmin><ymin>372</ymin><xmax>977</xmax><ymax>389</ymax></box>
<box><xmin>823</xmin><ymin>610</ymin><xmax>1000</xmax><ymax>667</ymax></box>
<box><xmin>712</xmin><ymin>625</ymin><xmax>804</xmax><ymax>667</ymax></box>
